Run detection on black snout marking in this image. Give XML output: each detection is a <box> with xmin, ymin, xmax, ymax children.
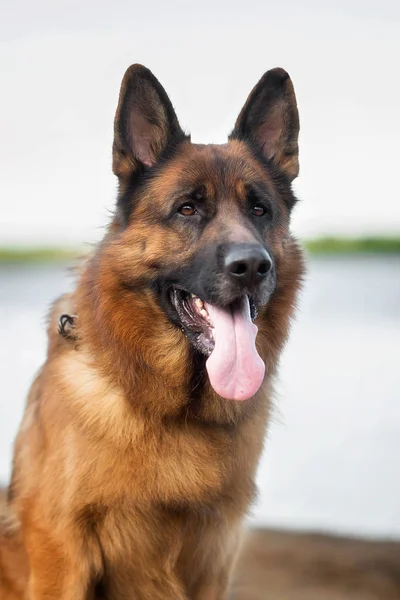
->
<box><xmin>223</xmin><ymin>243</ymin><xmax>272</xmax><ymax>288</ymax></box>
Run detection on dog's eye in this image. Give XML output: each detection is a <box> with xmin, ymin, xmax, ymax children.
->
<box><xmin>252</xmin><ymin>204</ymin><xmax>267</xmax><ymax>217</ymax></box>
<box><xmin>178</xmin><ymin>203</ymin><xmax>197</xmax><ymax>216</ymax></box>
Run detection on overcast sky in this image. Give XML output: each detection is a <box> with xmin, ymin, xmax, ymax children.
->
<box><xmin>1</xmin><ymin>0</ymin><xmax>400</xmax><ymax>245</ymax></box>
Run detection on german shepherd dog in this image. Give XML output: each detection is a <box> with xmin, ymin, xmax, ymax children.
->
<box><xmin>0</xmin><ymin>65</ymin><xmax>304</xmax><ymax>599</ymax></box>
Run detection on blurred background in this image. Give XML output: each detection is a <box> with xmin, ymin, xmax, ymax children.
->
<box><xmin>1</xmin><ymin>0</ymin><xmax>400</xmax><ymax>597</ymax></box>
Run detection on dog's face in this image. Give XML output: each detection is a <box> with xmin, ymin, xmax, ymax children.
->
<box><xmin>109</xmin><ymin>65</ymin><xmax>301</xmax><ymax>401</ymax></box>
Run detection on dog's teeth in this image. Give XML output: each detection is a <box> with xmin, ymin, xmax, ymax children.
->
<box><xmin>195</xmin><ymin>298</ymin><xmax>204</xmax><ymax>309</ymax></box>
<box><xmin>200</xmin><ymin>309</ymin><xmax>208</xmax><ymax>318</ymax></box>
<box><xmin>191</xmin><ymin>293</ymin><xmax>197</xmax><ymax>298</ymax></box>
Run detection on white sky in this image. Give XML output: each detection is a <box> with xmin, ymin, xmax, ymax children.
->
<box><xmin>1</xmin><ymin>0</ymin><xmax>400</xmax><ymax>246</ymax></box>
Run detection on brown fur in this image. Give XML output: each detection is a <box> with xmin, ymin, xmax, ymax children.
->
<box><xmin>0</xmin><ymin>65</ymin><xmax>304</xmax><ymax>599</ymax></box>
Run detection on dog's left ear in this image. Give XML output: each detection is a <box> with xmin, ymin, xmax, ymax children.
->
<box><xmin>113</xmin><ymin>64</ymin><xmax>187</xmax><ymax>179</ymax></box>
<box><xmin>230</xmin><ymin>68</ymin><xmax>300</xmax><ymax>181</ymax></box>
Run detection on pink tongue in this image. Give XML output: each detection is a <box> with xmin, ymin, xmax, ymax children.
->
<box><xmin>205</xmin><ymin>297</ymin><xmax>265</xmax><ymax>401</ymax></box>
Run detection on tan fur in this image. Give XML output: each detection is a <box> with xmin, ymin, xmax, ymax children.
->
<box><xmin>0</xmin><ymin>66</ymin><xmax>304</xmax><ymax>599</ymax></box>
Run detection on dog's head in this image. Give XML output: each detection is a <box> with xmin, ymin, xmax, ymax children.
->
<box><xmin>106</xmin><ymin>65</ymin><xmax>302</xmax><ymax>401</ymax></box>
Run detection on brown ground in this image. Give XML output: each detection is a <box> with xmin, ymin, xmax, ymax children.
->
<box><xmin>232</xmin><ymin>528</ymin><xmax>400</xmax><ymax>600</ymax></box>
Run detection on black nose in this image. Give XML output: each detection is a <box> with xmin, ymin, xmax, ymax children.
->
<box><xmin>223</xmin><ymin>243</ymin><xmax>272</xmax><ymax>288</ymax></box>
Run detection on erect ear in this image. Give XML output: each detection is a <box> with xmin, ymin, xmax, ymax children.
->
<box><xmin>230</xmin><ymin>68</ymin><xmax>300</xmax><ymax>181</ymax></box>
<box><xmin>112</xmin><ymin>64</ymin><xmax>188</xmax><ymax>179</ymax></box>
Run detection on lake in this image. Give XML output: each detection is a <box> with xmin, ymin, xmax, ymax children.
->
<box><xmin>1</xmin><ymin>256</ymin><xmax>399</xmax><ymax>539</ymax></box>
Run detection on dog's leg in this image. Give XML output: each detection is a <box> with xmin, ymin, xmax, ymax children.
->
<box><xmin>23</xmin><ymin>524</ymin><xmax>99</xmax><ymax>600</ymax></box>
<box><xmin>104</xmin><ymin>564</ymin><xmax>188</xmax><ymax>600</ymax></box>
<box><xmin>190</xmin><ymin>572</ymin><xmax>232</xmax><ymax>600</ymax></box>
<box><xmin>186</xmin><ymin>525</ymin><xmax>242</xmax><ymax>600</ymax></box>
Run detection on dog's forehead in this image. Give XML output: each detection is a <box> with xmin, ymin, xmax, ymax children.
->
<box><xmin>152</xmin><ymin>140</ymin><xmax>269</xmax><ymax>196</ymax></box>
<box><xmin>181</xmin><ymin>140</ymin><xmax>265</xmax><ymax>182</ymax></box>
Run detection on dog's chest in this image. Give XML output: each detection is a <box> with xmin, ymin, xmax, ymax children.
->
<box><xmin>93</xmin><ymin>498</ymin><xmax>239</xmax><ymax>599</ymax></box>
<box><xmin>91</xmin><ymin>423</ymin><xmax>236</xmax><ymax>508</ymax></box>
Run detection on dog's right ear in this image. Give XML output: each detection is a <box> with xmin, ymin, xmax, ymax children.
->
<box><xmin>112</xmin><ymin>65</ymin><xmax>187</xmax><ymax>180</ymax></box>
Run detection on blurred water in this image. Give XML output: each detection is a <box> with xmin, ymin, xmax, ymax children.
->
<box><xmin>1</xmin><ymin>257</ymin><xmax>399</xmax><ymax>538</ymax></box>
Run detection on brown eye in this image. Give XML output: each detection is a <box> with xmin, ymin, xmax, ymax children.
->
<box><xmin>178</xmin><ymin>203</ymin><xmax>197</xmax><ymax>216</ymax></box>
<box><xmin>252</xmin><ymin>204</ymin><xmax>266</xmax><ymax>217</ymax></box>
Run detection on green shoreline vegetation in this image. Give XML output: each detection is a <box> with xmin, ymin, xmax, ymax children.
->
<box><xmin>304</xmin><ymin>236</ymin><xmax>400</xmax><ymax>255</ymax></box>
<box><xmin>0</xmin><ymin>247</ymin><xmax>87</xmax><ymax>264</ymax></box>
<box><xmin>0</xmin><ymin>237</ymin><xmax>400</xmax><ymax>263</ymax></box>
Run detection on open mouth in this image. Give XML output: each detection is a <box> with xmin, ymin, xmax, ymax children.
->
<box><xmin>170</xmin><ymin>289</ymin><xmax>216</xmax><ymax>356</ymax></box>
<box><xmin>170</xmin><ymin>289</ymin><xmax>259</xmax><ymax>355</ymax></box>
<box><xmin>169</xmin><ymin>288</ymin><xmax>265</xmax><ymax>401</ymax></box>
